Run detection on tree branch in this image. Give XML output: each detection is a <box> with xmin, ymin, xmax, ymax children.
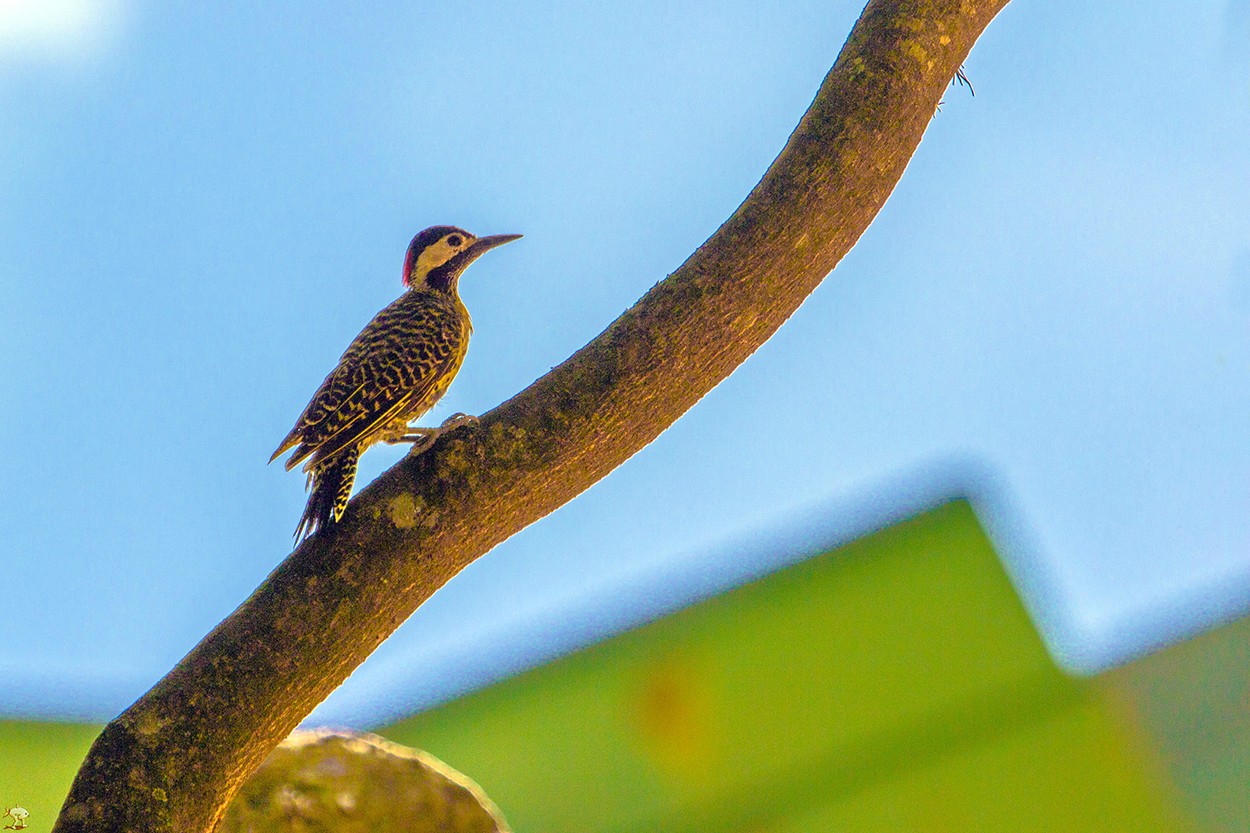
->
<box><xmin>53</xmin><ymin>2</ymin><xmax>1010</xmax><ymax>831</ymax></box>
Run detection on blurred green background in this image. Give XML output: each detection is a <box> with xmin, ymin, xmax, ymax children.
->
<box><xmin>4</xmin><ymin>501</ymin><xmax>1245</xmax><ymax>831</ymax></box>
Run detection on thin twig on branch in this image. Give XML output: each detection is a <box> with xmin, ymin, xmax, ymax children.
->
<box><xmin>53</xmin><ymin>2</ymin><xmax>1010</xmax><ymax>830</ymax></box>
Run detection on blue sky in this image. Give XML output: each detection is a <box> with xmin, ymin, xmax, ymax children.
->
<box><xmin>2</xmin><ymin>1</ymin><xmax>1248</xmax><ymax>723</ymax></box>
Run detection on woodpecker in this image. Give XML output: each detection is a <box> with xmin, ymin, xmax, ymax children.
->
<box><xmin>270</xmin><ymin>226</ymin><xmax>521</xmax><ymax>541</ymax></box>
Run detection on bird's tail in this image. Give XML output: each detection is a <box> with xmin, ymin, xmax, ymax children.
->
<box><xmin>294</xmin><ymin>445</ymin><xmax>360</xmax><ymax>543</ymax></box>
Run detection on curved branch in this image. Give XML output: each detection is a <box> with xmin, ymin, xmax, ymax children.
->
<box><xmin>54</xmin><ymin>2</ymin><xmax>1010</xmax><ymax>831</ymax></box>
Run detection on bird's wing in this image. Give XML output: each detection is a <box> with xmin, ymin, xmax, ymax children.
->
<box><xmin>273</xmin><ymin>293</ymin><xmax>462</xmax><ymax>471</ymax></box>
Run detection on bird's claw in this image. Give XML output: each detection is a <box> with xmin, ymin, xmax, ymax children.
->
<box><xmin>400</xmin><ymin>413</ymin><xmax>479</xmax><ymax>457</ymax></box>
<box><xmin>441</xmin><ymin>412</ymin><xmax>479</xmax><ymax>431</ymax></box>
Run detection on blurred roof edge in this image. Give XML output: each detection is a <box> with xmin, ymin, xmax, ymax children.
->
<box><xmin>308</xmin><ymin>454</ymin><xmax>1074</xmax><ymax>728</ymax></box>
<box><xmin>7</xmin><ymin>453</ymin><xmax>1247</xmax><ymax>726</ymax></box>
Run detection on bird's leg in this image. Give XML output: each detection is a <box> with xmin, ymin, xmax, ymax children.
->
<box><xmin>381</xmin><ymin>422</ymin><xmax>428</xmax><ymax>445</ymax></box>
<box><xmin>382</xmin><ymin>425</ymin><xmax>432</xmax><ymax>445</ymax></box>
<box><xmin>402</xmin><ymin>430</ymin><xmax>439</xmax><ymax>456</ymax></box>
<box><xmin>392</xmin><ymin>413</ymin><xmax>480</xmax><ymax>456</ymax></box>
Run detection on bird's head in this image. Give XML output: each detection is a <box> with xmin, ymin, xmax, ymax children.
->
<box><xmin>402</xmin><ymin>225</ymin><xmax>522</xmax><ymax>293</ymax></box>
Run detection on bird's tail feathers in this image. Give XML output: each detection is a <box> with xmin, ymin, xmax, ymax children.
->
<box><xmin>294</xmin><ymin>445</ymin><xmax>360</xmax><ymax>543</ymax></box>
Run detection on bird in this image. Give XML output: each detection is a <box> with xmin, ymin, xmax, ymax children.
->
<box><xmin>270</xmin><ymin>225</ymin><xmax>522</xmax><ymax>542</ymax></box>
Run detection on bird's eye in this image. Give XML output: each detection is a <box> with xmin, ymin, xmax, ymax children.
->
<box><xmin>447</xmin><ymin>235</ymin><xmax>463</xmax><ymax>247</ymax></box>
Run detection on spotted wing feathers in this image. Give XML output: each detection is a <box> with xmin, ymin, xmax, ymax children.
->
<box><xmin>273</xmin><ymin>292</ymin><xmax>464</xmax><ymax>471</ymax></box>
<box><xmin>272</xmin><ymin>291</ymin><xmax>468</xmax><ymax>540</ymax></box>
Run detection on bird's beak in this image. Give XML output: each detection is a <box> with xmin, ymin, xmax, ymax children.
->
<box><xmin>464</xmin><ymin>233</ymin><xmax>522</xmax><ymax>262</ymax></box>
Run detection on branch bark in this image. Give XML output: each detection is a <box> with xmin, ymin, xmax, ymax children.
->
<box><xmin>54</xmin><ymin>2</ymin><xmax>1009</xmax><ymax>831</ymax></box>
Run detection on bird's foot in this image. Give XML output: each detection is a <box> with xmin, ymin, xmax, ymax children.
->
<box><xmin>400</xmin><ymin>429</ymin><xmax>438</xmax><ymax>456</ymax></box>
<box><xmin>396</xmin><ymin>413</ymin><xmax>479</xmax><ymax>457</ymax></box>
<box><xmin>440</xmin><ymin>412</ymin><xmax>480</xmax><ymax>432</ymax></box>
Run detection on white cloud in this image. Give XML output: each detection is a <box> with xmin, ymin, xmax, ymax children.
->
<box><xmin>0</xmin><ymin>0</ymin><xmax>124</xmax><ymax>62</ymax></box>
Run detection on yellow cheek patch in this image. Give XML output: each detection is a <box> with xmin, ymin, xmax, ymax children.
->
<box><xmin>413</xmin><ymin>238</ymin><xmax>471</xmax><ymax>282</ymax></box>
